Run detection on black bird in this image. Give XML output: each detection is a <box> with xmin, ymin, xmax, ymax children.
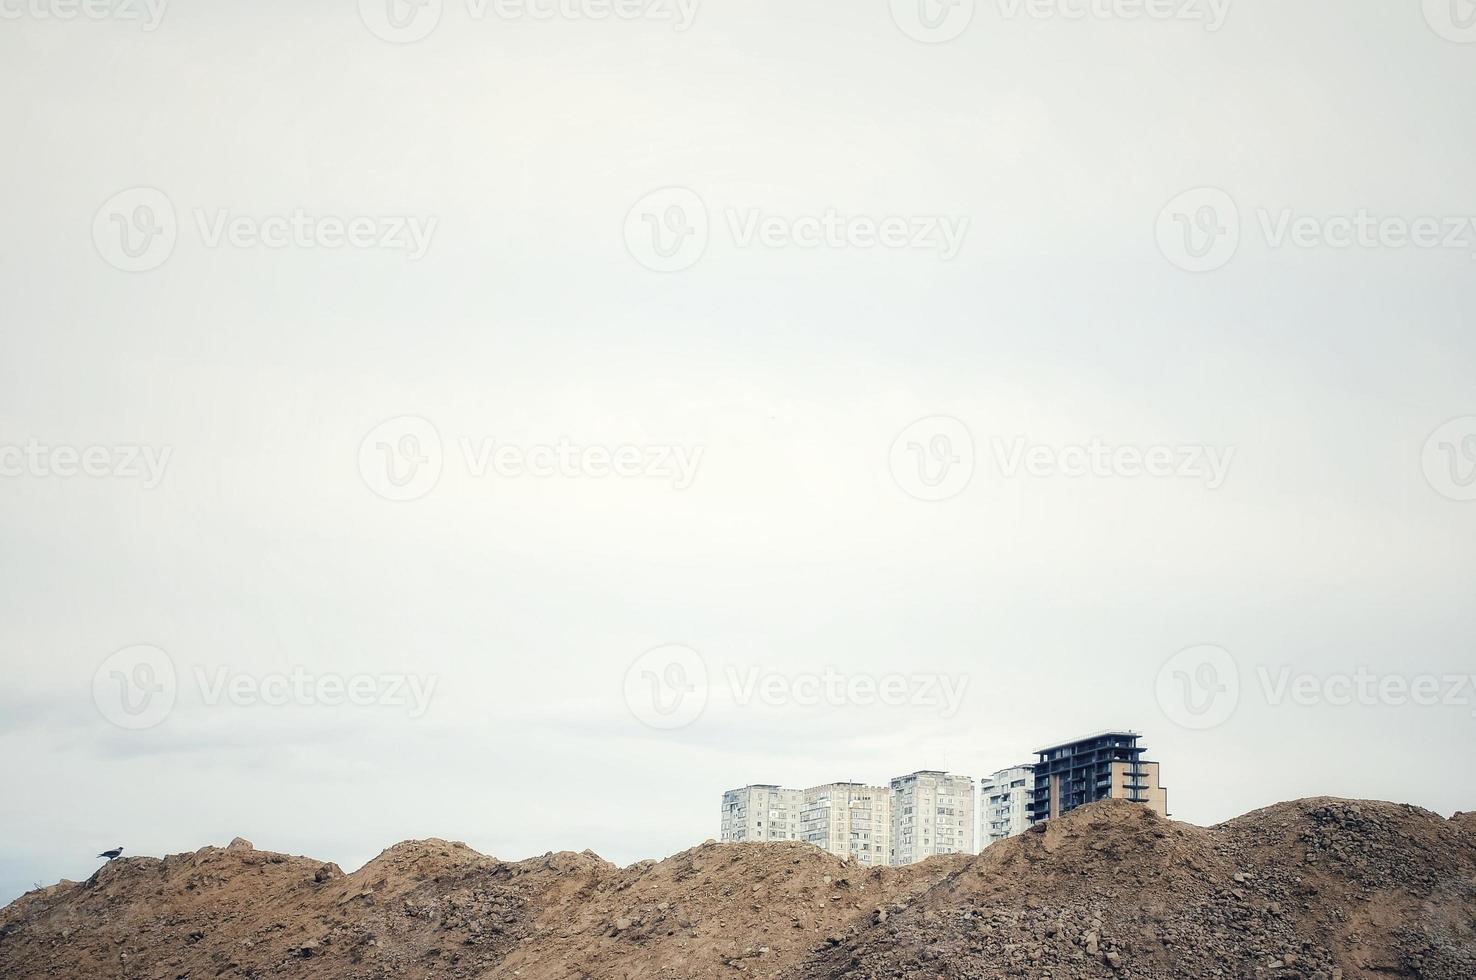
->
<box><xmin>98</xmin><ymin>847</ymin><xmax>123</xmax><ymax>861</ymax></box>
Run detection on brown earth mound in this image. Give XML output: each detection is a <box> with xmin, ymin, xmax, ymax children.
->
<box><xmin>1</xmin><ymin>798</ymin><xmax>1472</xmax><ymax>980</ymax></box>
<box><xmin>793</xmin><ymin>798</ymin><xmax>1476</xmax><ymax>980</ymax></box>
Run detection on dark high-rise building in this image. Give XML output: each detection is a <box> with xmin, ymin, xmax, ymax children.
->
<box><xmin>1026</xmin><ymin>730</ymin><xmax>1168</xmax><ymax>825</ymax></box>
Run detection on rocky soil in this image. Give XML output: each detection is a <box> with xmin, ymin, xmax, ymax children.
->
<box><xmin>1</xmin><ymin>798</ymin><xmax>1471</xmax><ymax>980</ymax></box>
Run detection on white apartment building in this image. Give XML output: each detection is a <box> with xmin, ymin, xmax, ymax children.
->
<box><xmin>720</xmin><ymin>785</ymin><xmax>804</xmax><ymax>842</ymax></box>
<box><xmin>889</xmin><ymin>770</ymin><xmax>976</xmax><ymax>864</ymax></box>
<box><xmin>799</xmin><ymin>783</ymin><xmax>892</xmax><ymax>866</ymax></box>
<box><xmin>980</xmin><ymin>764</ymin><xmax>1035</xmax><ymax>847</ymax></box>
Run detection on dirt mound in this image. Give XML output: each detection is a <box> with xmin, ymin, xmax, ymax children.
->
<box><xmin>2</xmin><ymin>799</ymin><xmax>1472</xmax><ymax>980</ymax></box>
<box><xmin>1218</xmin><ymin>798</ymin><xmax>1476</xmax><ymax>980</ymax></box>
<box><xmin>0</xmin><ymin>837</ymin><xmax>614</xmax><ymax>980</ymax></box>
<box><xmin>790</xmin><ymin>802</ymin><xmax>1344</xmax><ymax>979</ymax></box>
<box><xmin>496</xmin><ymin>838</ymin><xmax>954</xmax><ymax>980</ymax></box>
<box><xmin>1449</xmin><ymin>810</ymin><xmax>1476</xmax><ymax>836</ymax></box>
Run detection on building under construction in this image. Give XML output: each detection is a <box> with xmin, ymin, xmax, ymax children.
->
<box><xmin>1025</xmin><ymin>730</ymin><xmax>1169</xmax><ymax>825</ymax></box>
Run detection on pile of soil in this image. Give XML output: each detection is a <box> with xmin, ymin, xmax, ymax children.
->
<box><xmin>794</xmin><ymin>798</ymin><xmax>1475</xmax><ymax>979</ymax></box>
<box><xmin>1</xmin><ymin>797</ymin><xmax>1471</xmax><ymax>979</ymax></box>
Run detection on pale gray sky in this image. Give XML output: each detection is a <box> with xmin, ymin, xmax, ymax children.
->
<box><xmin>2</xmin><ymin>0</ymin><xmax>1474</xmax><ymax>903</ymax></box>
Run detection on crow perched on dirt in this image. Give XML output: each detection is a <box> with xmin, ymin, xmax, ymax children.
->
<box><xmin>97</xmin><ymin>847</ymin><xmax>123</xmax><ymax>861</ymax></box>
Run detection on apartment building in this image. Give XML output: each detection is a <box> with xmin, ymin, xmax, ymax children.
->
<box><xmin>889</xmin><ymin>770</ymin><xmax>976</xmax><ymax>864</ymax></box>
<box><xmin>719</xmin><ymin>785</ymin><xmax>804</xmax><ymax>842</ymax></box>
<box><xmin>799</xmin><ymin>783</ymin><xmax>892</xmax><ymax>866</ymax></box>
<box><xmin>721</xmin><ymin>737</ymin><xmax>1168</xmax><ymax>863</ymax></box>
<box><xmin>980</xmin><ymin>763</ymin><xmax>1035</xmax><ymax>847</ymax></box>
<box><xmin>1025</xmin><ymin>730</ymin><xmax>1168</xmax><ymax>825</ymax></box>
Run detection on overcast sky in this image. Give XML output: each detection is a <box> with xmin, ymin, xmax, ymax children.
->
<box><xmin>2</xmin><ymin>0</ymin><xmax>1474</xmax><ymax>904</ymax></box>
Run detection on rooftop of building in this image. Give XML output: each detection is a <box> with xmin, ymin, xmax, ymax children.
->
<box><xmin>985</xmin><ymin>763</ymin><xmax>1036</xmax><ymax>776</ymax></box>
<box><xmin>1032</xmin><ymin>729</ymin><xmax>1142</xmax><ymax>754</ymax></box>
